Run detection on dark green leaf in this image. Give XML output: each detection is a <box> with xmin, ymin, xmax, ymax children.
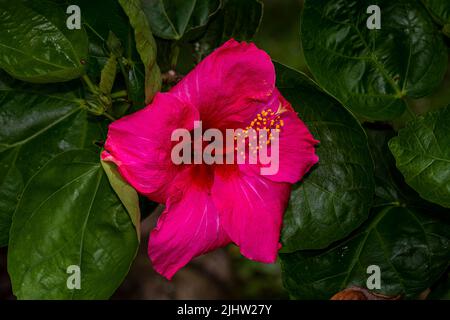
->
<box><xmin>142</xmin><ymin>0</ymin><xmax>221</xmax><ymax>40</ymax></box>
<box><xmin>119</xmin><ymin>0</ymin><xmax>162</xmax><ymax>103</ymax></box>
<box><xmin>8</xmin><ymin>150</ymin><xmax>138</xmax><ymax>299</ymax></box>
<box><xmin>366</xmin><ymin>126</ymin><xmax>449</xmax><ymax>215</ymax></box>
<box><xmin>84</xmin><ymin>39</ymin><xmax>109</xmax><ymax>79</ymax></box>
<box><xmin>119</xmin><ymin>59</ymin><xmax>146</xmax><ymax>109</ymax></box>
<box><xmin>72</xmin><ymin>0</ymin><xmax>132</xmax><ymax>45</ymax></box>
<box><xmin>101</xmin><ymin>159</ymin><xmax>141</xmax><ymax>240</ymax></box>
<box><xmin>280</xmin><ymin>206</ymin><xmax>450</xmax><ymax>299</ymax></box>
<box><xmin>422</xmin><ymin>0</ymin><xmax>450</xmax><ymax>36</ymax></box>
<box><xmin>276</xmin><ymin>63</ymin><xmax>374</xmax><ymax>251</ymax></box>
<box><xmin>428</xmin><ymin>271</ymin><xmax>450</xmax><ymax>300</ymax></box>
<box><xmin>301</xmin><ymin>0</ymin><xmax>448</xmax><ymax>120</ymax></box>
<box><xmin>391</xmin><ymin>62</ymin><xmax>450</xmax><ymax>131</ymax></box>
<box><xmin>195</xmin><ymin>0</ymin><xmax>263</xmax><ymax>59</ymax></box>
<box><xmin>76</xmin><ymin>2</ymin><xmax>147</xmax><ymax>110</ymax></box>
<box><xmin>0</xmin><ymin>0</ymin><xmax>88</xmax><ymax>83</ymax></box>
<box><xmin>389</xmin><ymin>106</ymin><xmax>450</xmax><ymax>208</ymax></box>
<box><xmin>69</xmin><ymin>0</ymin><xmax>135</xmax><ymax>77</ymax></box>
<box><xmin>0</xmin><ymin>81</ymin><xmax>104</xmax><ymax>246</ymax></box>
<box><xmin>212</xmin><ymin>0</ymin><xmax>262</xmax><ymax>41</ymax></box>
<box><xmin>366</xmin><ymin>127</ymin><xmax>411</xmax><ymax>207</ymax></box>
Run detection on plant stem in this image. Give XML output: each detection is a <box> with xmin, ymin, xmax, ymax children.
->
<box><xmin>170</xmin><ymin>43</ymin><xmax>180</xmax><ymax>69</ymax></box>
<box><xmin>82</xmin><ymin>74</ymin><xmax>98</xmax><ymax>94</ymax></box>
<box><xmin>111</xmin><ymin>90</ymin><xmax>128</xmax><ymax>99</ymax></box>
<box><xmin>103</xmin><ymin>112</ymin><xmax>116</xmax><ymax>122</ymax></box>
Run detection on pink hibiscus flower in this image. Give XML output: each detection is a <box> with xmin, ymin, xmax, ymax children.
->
<box><xmin>102</xmin><ymin>39</ymin><xmax>319</xmax><ymax>279</ymax></box>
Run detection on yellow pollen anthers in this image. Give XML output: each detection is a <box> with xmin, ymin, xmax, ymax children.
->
<box><xmin>237</xmin><ymin>106</ymin><xmax>285</xmax><ymax>153</ymax></box>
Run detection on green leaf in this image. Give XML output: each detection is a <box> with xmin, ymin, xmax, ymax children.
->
<box><xmin>388</xmin><ymin>106</ymin><xmax>450</xmax><ymax>208</ymax></box>
<box><xmin>8</xmin><ymin>150</ymin><xmax>138</xmax><ymax>299</ymax></box>
<box><xmin>366</xmin><ymin>126</ymin><xmax>449</xmax><ymax>214</ymax></box>
<box><xmin>71</xmin><ymin>0</ymin><xmax>147</xmax><ymax>109</ymax></box>
<box><xmin>301</xmin><ymin>0</ymin><xmax>448</xmax><ymax>120</ymax></box>
<box><xmin>106</xmin><ymin>32</ymin><xmax>124</xmax><ymax>58</ymax></box>
<box><xmin>422</xmin><ymin>0</ymin><xmax>450</xmax><ymax>36</ymax></box>
<box><xmin>119</xmin><ymin>0</ymin><xmax>162</xmax><ymax>104</ymax></box>
<box><xmin>72</xmin><ymin>0</ymin><xmax>132</xmax><ymax>45</ymax></box>
<box><xmin>0</xmin><ymin>81</ymin><xmax>105</xmax><ymax>246</ymax></box>
<box><xmin>99</xmin><ymin>55</ymin><xmax>117</xmax><ymax>95</ymax></box>
<box><xmin>195</xmin><ymin>0</ymin><xmax>263</xmax><ymax>59</ymax></box>
<box><xmin>280</xmin><ymin>206</ymin><xmax>450</xmax><ymax>299</ymax></box>
<box><xmin>118</xmin><ymin>58</ymin><xmax>146</xmax><ymax>110</ymax></box>
<box><xmin>276</xmin><ymin>63</ymin><xmax>374</xmax><ymax>251</ymax></box>
<box><xmin>101</xmin><ymin>159</ymin><xmax>141</xmax><ymax>240</ymax></box>
<box><xmin>212</xmin><ymin>0</ymin><xmax>262</xmax><ymax>41</ymax></box>
<box><xmin>0</xmin><ymin>0</ymin><xmax>88</xmax><ymax>83</ymax></box>
<box><xmin>366</xmin><ymin>127</ymin><xmax>412</xmax><ymax>207</ymax></box>
<box><xmin>70</xmin><ymin>0</ymin><xmax>136</xmax><ymax>78</ymax></box>
<box><xmin>71</xmin><ymin>0</ymin><xmax>146</xmax><ymax>108</ymax></box>
<box><xmin>141</xmin><ymin>0</ymin><xmax>222</xmax><ymax>40</ymax></box>
<box><xmin>428</xmin><ymin>271</ymin><xmax>450</xmax><ymax>300</ymax></box>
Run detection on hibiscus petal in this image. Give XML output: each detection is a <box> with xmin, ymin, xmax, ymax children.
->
<box><xmin>102</xmin><ymin>93</ymin><xmax>198</xmax><ymax>203</ymax></box>
<box><xmin>148</xmin><ymin>186</ymin><xmax>230</xmax><ymax>280</ymax></box>
<box><xmin>170</xmin><ymin>39</ymin><xmax>276</xmax><ymax>129</ymax></box>
<box><xmin>212</xmin><ymin>170</ymin><xmax>291</xmax><ymax>263</ymax></box>
<box><xmin>264</xmin><ymin>110</ymin><xmax>319</xmax><ymax>183</ymax></box>
<box><xmin>241</xmin><ymin>92</ymin><xmax>319</xmax><ymax>184</ymax></box>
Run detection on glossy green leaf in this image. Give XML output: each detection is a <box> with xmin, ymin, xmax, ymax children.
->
<box><xmin>119</xmin><ymin>59</ymin><xmax>146</xmax><ymax>110</ymax></box>
<box><xmin>101</xmin><ymin>159</ymin><xmax>140</xmax><ymax>240</ymax></box>
<box><xmin>422</xmin><ymin>0</ymin><xmax>450</xmax><ymax>36</ymax></box>
<box><xmin>195</xmin><ymin>0</ymin><xmax>263</xmax><ymax>59</ymax></box>
<box><xmin>367</xmin><ymin>123</ymin><xmax>450</xmax><ymax>210</ymax></box>
<box><xmin>366</xmin><ymin>126</ymin><xmax>449</xmax><ymax>214</ymax></box>
<box><xmin>367</xmin><ymin>127</ymin><xmax>412</xmax><ymax>207</ymax></box>
<box><xmin>0</xmin><ymin>81</ymin><xmax>104</xmax><ymax>246</ymax></box>
<box><xmin>69</xmin><ymin>0</ymin><xmax>145</xmax><ymax>108</ymax></box>
<box><xmin>276</xmin><ymin>63</ymin><xmax>374</xmax><ymax>251</ymax></box>
<box><xmin>70</xmin><ymin>0</ymin><xmax>146</xmax><ymax>108</ymax></box>
<box><xmin>142</xmin><ymin>0</ymin><xmax>221</xmax><ymax>40</ymax></box>
<box><xmin>212</xmin><ymin>0</ymin><xmax>262</xmax><ymax>41</ymax></box>
<box><xmin>301</xmin><ymin>0</ymin><xmax>448</xmax><ymax>120</ymax></box>
<box><xmin>389</xmin><ymin>106</ymin><xmax>450</xmax><ymax>208</ymax></box>
<box><xmin>8</xmin><ymin>150</ymin><xmax>138</xmax><ymax>299</ymax></box>
<box><xmin>69</xmin><ymin>0</ymin><xmax>135</xmax><ymax>78</ymax></box>
<box><xmin>280</xmin><ymin>206</ymin><xmax>450</xmax><ymax>299</ymax></box>
<box><xmin>72</xmin><ymin>0</ymin><xmax>132</xmax><ymax>45</ymax></box>
<box><xmin>119</xmin><ymin>0</ymin><xmax>162</xmax><ymax>104</ymax></box>
<box><xmin>0</xmin><ymin>0</ymin><xmax>88</xmax><ymax>83</ymax></box>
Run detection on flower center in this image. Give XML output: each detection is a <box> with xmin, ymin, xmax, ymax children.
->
<box><xmin>235</xmin><ymin>108</ymin><xmax>285</xmax><ymax>146</ymax></box>
<box><xmin>246</xmin><ymin>108</ymin><xmax>284</xmax><ymax>135</ymax></box>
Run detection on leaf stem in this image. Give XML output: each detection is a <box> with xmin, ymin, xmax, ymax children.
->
<box><xmin>110</xmin><ymin>90</ymin><xmax>128</xmax><ymax>99</ymax></box>
<box><xmin>170</xmin><ymin>43</ymin><xmax>180</xmax><ymax>69</ymax></box>
<box><xmin>103</xmin><ymin>112</ymin><xmax>116</xmax><ymax>122</ymax></box>
<box><xmin>82</xmin><ymin>74</ymin><xmax>98</xmax><ymax>94</ymax></box>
